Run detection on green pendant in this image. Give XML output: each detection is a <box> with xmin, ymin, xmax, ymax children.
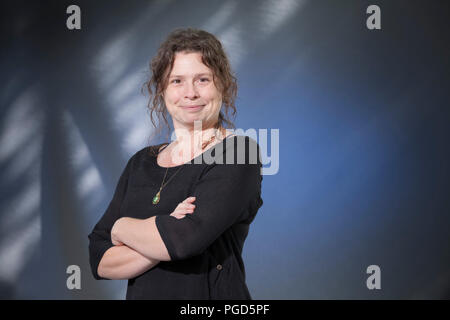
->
<box><xmin>152</xmin><ymin>191</ymin><xmax>160</xmax><ymax>205</ymax></box>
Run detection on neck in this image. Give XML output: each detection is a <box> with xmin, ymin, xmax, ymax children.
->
<box><xmin>169</xmin><ymin>122</ymin><xmax>226</xmax><ymax>163</ymax></box>
<box><xmin>174</xmin><ymin>121</ymin><xmax>225</xmax><ymax>144</ymax></box>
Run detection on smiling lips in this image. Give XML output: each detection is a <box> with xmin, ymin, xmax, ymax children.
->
<box><xmin>181</xmin><ymin>105</ymin><xmax>205</xmax><ymax>111</ymax></box>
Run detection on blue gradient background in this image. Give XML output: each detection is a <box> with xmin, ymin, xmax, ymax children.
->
<box><xmin>1</xmin><ymin>0</ymin><xmax>449</xmax><ymax>299</ymax></box>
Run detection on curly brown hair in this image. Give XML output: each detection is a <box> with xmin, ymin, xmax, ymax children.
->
<box><xmin>142</xmin><ymin>28</ymin><xmax>237</xmax><ymax>154</ymax></box>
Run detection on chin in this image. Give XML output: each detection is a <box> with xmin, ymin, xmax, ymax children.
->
<box><xmin>186</xmin><ymin>116</ymin><xmax>206</xmax><ymax>124</ymax></box>
<box><xmin>179</xmin><ymin>119</ymin><xmax>201</xmax><ymax>128</ymax></box>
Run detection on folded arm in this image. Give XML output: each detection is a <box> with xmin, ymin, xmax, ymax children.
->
<box><xmin>111</xmin><ymin>216</ymin><xmax>171</xmax><ymax>261</ymax></box>
<box><xmin>97</xmin><ymin>244</ymin><xmax>160</xmax><ymax>280</ymax></box>
<box><xmin>111</xmin><ymin>145</ymin><xmax>262</xmax><ymax>261</ymax></box>
<box><xmin>88</xmin><ymin>155</ymin><xmax>159</xmax><ymax>280</ymax></box>
<box><xmin>106</xmin><ymin>136</ymin><xmax>262</xmax><ymax>263</ymax></box>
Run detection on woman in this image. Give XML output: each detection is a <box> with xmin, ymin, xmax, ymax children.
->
<box><xmin>88</xmin><ymin>28</ymin><xmax>263</xmax><ymax>299</ymax></box>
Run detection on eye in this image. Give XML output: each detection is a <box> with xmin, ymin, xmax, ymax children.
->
<box><xmin>199</xmin><ymin>77</ymin><xmax>210</xmax><ymax>83</ymax></box>
<box><xmin>171</xmin><ymin>79</ymin><xmax>181</xmax><ymax>84</ymax></box>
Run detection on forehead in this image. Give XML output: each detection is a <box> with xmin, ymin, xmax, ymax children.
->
<box><xmin>169</xmin><ymin>51</ymin><xmax>212</xmax><ymax>76</ymax></box>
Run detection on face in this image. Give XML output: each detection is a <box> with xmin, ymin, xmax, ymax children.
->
<box><xmin>163</xmin><ymin>51</ymin><xmax>222</xmax><ymax>131</ymax></box>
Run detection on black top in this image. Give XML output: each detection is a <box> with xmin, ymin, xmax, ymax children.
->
<box><xmin>88</xmin><ymin>135</ymin><xmax>263</xmax><ymax>299</ymax></box>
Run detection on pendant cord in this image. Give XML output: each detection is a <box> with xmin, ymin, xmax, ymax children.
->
<box><xmin>160</xmin><ymin>165</ymin><xmax>184</xmax><ymax>191</ymax></box>
<box><xmin>153</xmin><ymin>129</ymin><xmax>223</xmax><ymax>205</ymax></box>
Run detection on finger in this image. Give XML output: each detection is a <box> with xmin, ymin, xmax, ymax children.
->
<box><xmin>174</xmin><ymin>204</ymin><xmax>192</xmax><ymax>212</ymax></box>
<box><xmin>182</xmin><ymin>199</ymin><xmax>195</xmax><ymax>205</ymax></box>
<box><xmin>171</xmin><ymin>212</ymin><xmax>191</xmax><ymax>219</ymax></box>
<box><xmin>182</xmin><ymin>197</ymin><xmax>196</xmax><ymax>204</ymax></box>
<box><xmin>178</xmin><ymin>206</ymin><xmax>195</xmax><ymax>214</ymax></box>
<box><xmin>174</xmin><ymin>206</ymin><xmax>194</xmax><ymax>215</ymax></box>
<box><xmin>177</xmin><ymin>207</ymin><xmax>194</xmax><ymax>215</ymax></box>
<box><xmin>180</xmin><ymin>203</ymin><xmax>195</xmax><ymax>210</ymax></box>
<box><xmin>175</xmin><ymin>203</ymin><xmax>195</xmax><ymax>212</ymax></box>
<box><xmin>170</xmin><ymin>212</ymin><xmax>184</xmax><ymax>219</ymax></box>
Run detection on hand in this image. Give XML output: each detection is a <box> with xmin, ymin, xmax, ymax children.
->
<box><xmin>111</xmin><ymin>218</ymin><xmax>124</xmax><ymax>246</ymax></box>
<box><xmin>169</xmin><ymin>196</ymin><xmax>196</xmax><ymax>219</ymax></box>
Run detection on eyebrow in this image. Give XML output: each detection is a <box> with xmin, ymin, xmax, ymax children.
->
<box><xmin>169</xmin><ymin>72</ymin><xmax>213</xmax><ymax>79</ymax></box>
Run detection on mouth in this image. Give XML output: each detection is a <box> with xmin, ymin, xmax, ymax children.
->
<box><xmin>181</xmin><ymin>105</ymin><xmax>205</xmax><ymax>111</ymax></box>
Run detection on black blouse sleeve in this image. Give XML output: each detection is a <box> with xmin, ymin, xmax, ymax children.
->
<box><xmin>155</xmin><ymin>136</ymin><xmax>262</xmax><ymax>261</ymax></box>
<box><xmin>88</xmin><ymin>156</ymin><xmax>133</xmax><ymax>280</ymax></box>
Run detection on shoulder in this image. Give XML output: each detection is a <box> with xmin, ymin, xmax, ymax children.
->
<box><xmin>218</xmin><ymin>134</ymin><xmax>261</xmax><ymax>165</ymax></box>
<box><xmin>130</xmin><ymin>143</ymin><xmax>168</xmax><ymax>161</ymax></box>
<box><xmin>200</xmin><ymin>135</ymin><xmax>262</xmax><ymax>179</ymax></box>
<box><xmin>121</xmin><ymin>144</ymin><xmax>163</xmax><ymax>171</ymax></box>
<box><xmin>198</xmin><ymin>135</ymin><xmax>263</xmax><ymax>194</ymax></box>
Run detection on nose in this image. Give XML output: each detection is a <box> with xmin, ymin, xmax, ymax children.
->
<box><xmin>184</xmin><ymin>81</ymin><xmax>199</xmax><ymax>99</ymax></box>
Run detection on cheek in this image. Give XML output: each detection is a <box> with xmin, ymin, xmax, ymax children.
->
<box><xmin>203</xmin><ymin>88</ymin><xmax>222</xmax><ymax>106</ymax></box>
<box><xmin>164</xmin><ymin>89</ymin><xmax>181</xmax><ymax>106</ymax></box>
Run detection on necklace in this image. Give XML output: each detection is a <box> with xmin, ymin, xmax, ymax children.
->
<box><xmin>152</xmin><ymin>165</ymin><xmax>184</xmax><ymax>205</ymax></box>
<box><xmin>152</xmin><ymin>130</ymin><xmax>221</xmax><ymax>205</ymax></box>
